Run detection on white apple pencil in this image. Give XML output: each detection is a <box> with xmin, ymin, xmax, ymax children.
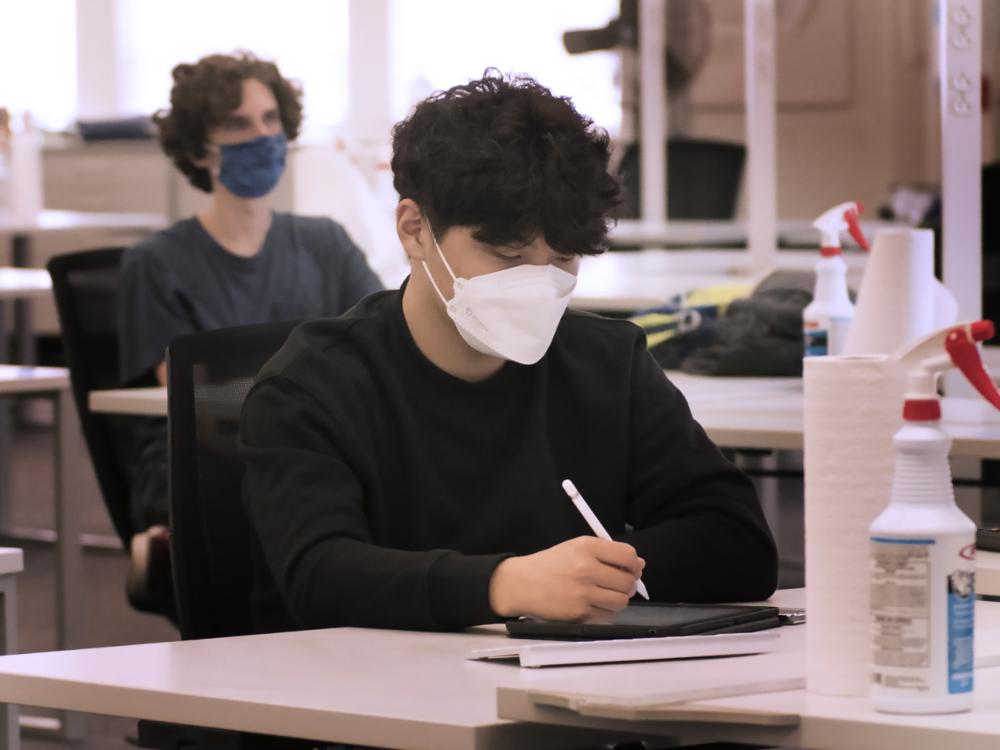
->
<box><xmin>561</xmin><ymin>478</ymin><xmax>650</xmax><ymax>600</ymax></box>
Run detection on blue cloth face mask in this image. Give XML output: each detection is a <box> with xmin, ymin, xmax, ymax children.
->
<box><xmin>216</xmin><ymin>133</ymin><xmax>287</xmax><ymax>198</ymax></box>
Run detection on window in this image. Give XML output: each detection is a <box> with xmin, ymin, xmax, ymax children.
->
<box><xmin>0</xmin><ymin>0</ymin><xmax>76</xmax><ymax>129</ymax></box>
<box><xmin>115</xmin><ymin>0</ymin><xmax>349</xmax><ymax>138</ymax></box>
<box><xmin>389</xmin><ymin>0</ymin><xmax>621</xmax><ymax>136</ymax></box>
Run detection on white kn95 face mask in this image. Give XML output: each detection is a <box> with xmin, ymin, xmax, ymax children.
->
<box><xmin>421</xmin><ymin>232</ymin><xmax>577</xmax><ymax>365</ymax></box>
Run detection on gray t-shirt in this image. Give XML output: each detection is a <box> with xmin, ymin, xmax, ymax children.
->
<box><xmin>118</xmin><ymin>211</ymin><xmax>384</xmax><ymax>385</ymax></box>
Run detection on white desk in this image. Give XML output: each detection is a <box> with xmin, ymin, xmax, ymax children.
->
<box><xmin>0</xmin><ymin>366</ymin><xmax>83</xmax><ymax>740</ymax></box>
<box><xmin>669</xmin><ymin>371</ymin><xmax>1000</xmax><ymax>460</ymax></box>
<box><xmin>0</xmin><ymin>269</ymin><xmax>51</xmax><ymax>301</ymax></box>
<box><xmin>86</xmin><ymin>373</ymin><xmax>1000</xmax><ymax>460</ymax></box>
<box><xmin>1</xmin><ymin>588</ymin><xmax>999</xmax><ymax>750</ymax></box>
<box><xmin>608</xmin><ymin>218</ymin><xmax>908</xmax><ymax>249</ymax></box>
<box><xmin>87</xmin><ymin>375</ymin><xmax>1000</xmax><ymax>594</ymax></box>
<box><xmin>0</xmin><ymin>619</ymin><xmax>661</xmax><ymax>750</ymax></box>
<box><xmin>978</xmin><ymin>551</ymin><xmax>1000</xmax><ymax>599</ymax></box>
<box><xmin>0</xmin><ymin>209</ymin><xmax>166</xmax><ymax>236</ymax></box>
<box><xmin>0</xmin><ymin>548</ymin><xmax>23</xmax><ymax>750</ymax></box>
<box><xmin>0</xmin><ymin>210</ymin><xmax>166</xmax><ymax>364</ymax></box>
<box><xmin>0</xmin><ymin>269</ymin><xmax>58</xmax><ymax>529</ymax></box>
<box><xmin>571</xmin><ymin>247</ymin><xmax>867</xmax><ymax>313</ymax></box>
<box><xmin>499</xmin><ymin>590</ymin><xmax>1000</xmax><ymax>750</ymax></box>
<box><xmin>88</xmin><ymin>387</ymin><xmax>167</xmax><ymax>418</ymax></box>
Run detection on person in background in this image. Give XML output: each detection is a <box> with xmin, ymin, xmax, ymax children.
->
<box><xmin>118</xmin><ymin>52</ymin><xmax>383</xmax><ymax>615</ymax></box>
<box><xmin>239</xmin><ymin>70</ymin><xmax>777</xmax><ymax>634</ymax></box>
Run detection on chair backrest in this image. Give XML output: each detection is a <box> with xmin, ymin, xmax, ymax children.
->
<box><xmin>617</xmin><ymin>137</ymin><xmax>747</xmax><ymax>222</ymax></box>
<box><xmin>47</xmin><ymin>247</ymin><xmax>137</xmax><ymax>548</ymax></box>
<box><xmin>167</xmin><ymin>320</ymin><xmax>299</xmax><ymax>640</ymax></box>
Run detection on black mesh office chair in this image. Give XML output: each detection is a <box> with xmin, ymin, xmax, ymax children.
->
<box><xmin>617</xmin><ymin>137</ymin><xmax>747</xmax><ymax>224</ymax></box>
<box><xmin>47</xmin><ymin>248</ymin><xmax>140</xmax><ymax>550</ymax></box>
<box><xmin>167</xmin><ymin>321</ymin><xmax>299</xmax><ymax>641</ymax></box>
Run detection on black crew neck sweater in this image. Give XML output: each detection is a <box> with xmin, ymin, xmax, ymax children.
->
<box><xmin>239</xmin><ymin>288</ymin><xmax>778</xmax><ymax>632</ymax></box>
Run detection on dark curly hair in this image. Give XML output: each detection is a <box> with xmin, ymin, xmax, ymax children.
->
<box><xmin>391</xmin><ymin>70</ymin><xmax>620</xmax><ymax>255</ymax></box>
<box><xmin>153</xmin><ymin>52</ymin><xmax>303</xmax><ymax>193</ymax></box>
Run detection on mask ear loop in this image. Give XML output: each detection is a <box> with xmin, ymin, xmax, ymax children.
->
<box><xmin>420</xmin><ymin>224</ymin><xmax>459</xmax><ymax>304</ymax></box>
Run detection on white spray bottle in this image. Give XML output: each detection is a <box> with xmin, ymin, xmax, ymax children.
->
<box><xmin>870</xmin><ymin>320</ymin><xmax>1000</xmax><ymax>714</ymax></box>
<box><xmin>803</xmin><ymin>201</ymin><xmax>869</xmax><ymax>357</ymax></box>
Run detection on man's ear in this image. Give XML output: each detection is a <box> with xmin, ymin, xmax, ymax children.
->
<box><xmin>396</xmin><ymin>199</ymin><xmax>430</xmax><ymax>261</ymax></box>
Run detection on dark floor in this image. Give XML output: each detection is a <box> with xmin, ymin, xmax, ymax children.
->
<box><xmin>3</xmin><ymin>412</ymin><xmax>807</xmax><ymax>750</ymax></box>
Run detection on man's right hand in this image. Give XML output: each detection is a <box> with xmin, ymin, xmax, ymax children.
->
<box><xmin>488</xmin><ymin>536</ymin><xmax>645</xmax><ymax>623</ymax></box>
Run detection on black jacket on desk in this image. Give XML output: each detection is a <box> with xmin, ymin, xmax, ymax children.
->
<box><xmin>239</xmin><ymin>287</ymin><xmax>778</xmax><ymax>633</ymax></box>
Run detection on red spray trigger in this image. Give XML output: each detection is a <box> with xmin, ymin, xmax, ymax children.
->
<box><xmin>843</xmin><ymin>204</ymin><xmax>869</xmax><ymax>251</ymax></box>
<box><xmin>945</xmin><ymin>321</ymin><xmax>1000</xmax><ymax>409</ymax></box>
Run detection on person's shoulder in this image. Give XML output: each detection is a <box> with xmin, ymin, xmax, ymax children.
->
<box><xmin>122</xmin><ymin>218</ymin><xmax>200</xmax><ymax>269</ymax></box>
<box><xmin>257</xmin><ymin>289</ymin><xmax>397</xmax><ymax>384</ymax></box>
<box><xmin>121</xmin><ymin>218</ymin><xmax>196</xmax><ymax>275</ymax></box>
<box><xmin>281</xmin><ymin>212</ymin><xmax>361</xmax><ymax>260</ymax></box>
<box><xmin>283</xmin><ymin>212</ymin><xmax>350</xmax><ymax>242</ymax></box>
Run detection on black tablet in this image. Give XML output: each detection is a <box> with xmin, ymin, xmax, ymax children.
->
<box><xmin>505</xmin><ymin>602</ymin><xmax>781</xmax><ymax>640</ymax></box>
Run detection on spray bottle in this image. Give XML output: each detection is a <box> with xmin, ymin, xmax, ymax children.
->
<box><xmin>803</xmin><ymin>202</ymin><xmax>869</xmax><ymax>357</ymax></box>
<box><xmin>870</xmin><ymin>320</ymin><xmax>1000</xmax><ymax>714</ymax></box>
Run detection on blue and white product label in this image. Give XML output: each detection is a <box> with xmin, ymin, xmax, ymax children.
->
<box><xmin>803</xmin><ymin>323</ymin><xmax>828</xmax><ymax>357</ymax></box>
<box><xmin>871</xmin><ymin>538</ymin><xmax>934</xmax><ymax>692</ymax></box>
<box><xmin>947</xmin><ymin>568</ymin><xmax>975</xmax><ymax>694</ymax></box>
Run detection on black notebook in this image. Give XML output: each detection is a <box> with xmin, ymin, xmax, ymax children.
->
<box><xmin>506</xmin><ymin>602</ymin><xmax>781</xmax><ymax>640</ymax></box>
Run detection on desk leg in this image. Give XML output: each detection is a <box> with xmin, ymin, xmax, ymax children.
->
<box><xmin>0</xmin><ymin>573</ymin><xmax>19</xmax><ymax>750</ymax></box>
<box><xmin>10</xmin><ymin>235</ymin><xmax>33</xmax><ymax>367</ymax></box>
<box><xmin>0</xmin><ymin>303</ymin><xmax>9</xmax><ymax>536</ymax></box>
<box><xmin>53</xmin><ymin>389</ymin><xmax>84</xmax><ymax>740</ymax></box>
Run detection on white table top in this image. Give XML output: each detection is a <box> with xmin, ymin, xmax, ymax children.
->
<box><xmin>669</xmin><ymin>371</ymin><xmax>1000</xmax><ymax>459</ymax></box>
<box><xmin>499</xmin><ymin>594</ymin><xmax>1000</xmax><ymax>750</ymax></box>
<box><xmin>571</xmin><ymin>247</ymin><xmax>867</xmax><ymax>313</ymax></box>
<box><xmin>88</xmin><ymin>387</ymin><xmax>166</xmax><ymax>417</ymax></box>
<box><xmin>0</xmin><ymin>209</ymin><xmax>166</xmax><ymax>235</ymax></box>
<box><xmin>978</xmin><ymin>551</ymin><xmax>1000</xmax><ymax>598</ymax></box>
<box><xmin>0</xmin><ymin>587</ymin><xmax>997</xmax><ymax>750</ymax></box>
<box><xmin>86</xmin><ymin>370</ymin><xmax>1000</xmax><ymax>459</ymax></box>
<box><xmin>0</xmin><ymin>614</ymin><xmax>716</xmax><ymax>750</ymax></box>
<box><xmin>0</xmin><ymin>548</ymin><xmax>23</xmax><ymax>577</ymax></box>
<box><xmin>0</xmin><ymin>267</ymin><xmax>52</xmax><ymax>300</ymax></box>
<box><xmin>0</xmin><ymin>365</ymin><xmax>69</xmax><ymax>394</ymax></box>
<box><xmin>608</xmin><ymin>218</ymin><xmax>907</xmax><ymax>249</ymax></box>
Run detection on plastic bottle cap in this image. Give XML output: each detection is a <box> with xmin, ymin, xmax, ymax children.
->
<box><xmin>903</xmin><ymin>399</ymin><xmax>942</xmax><ymax>421</ymax></box>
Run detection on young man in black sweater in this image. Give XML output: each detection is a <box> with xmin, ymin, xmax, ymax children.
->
<box><xmin>239</xmin><ymin>71</ymin><xmax>778</xmax><ymax>633</ymax></box>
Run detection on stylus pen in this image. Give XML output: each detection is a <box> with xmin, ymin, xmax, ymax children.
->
<box><xmin>561</xmin><ymin>479</ymin><xmax>650</xmax><ymax>600</ymax></box>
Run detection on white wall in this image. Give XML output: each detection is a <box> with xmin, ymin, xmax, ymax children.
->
<box><xmin>683</xmin><ymin>0</ymin><xmax>962</xmax><ymax>220</ymax></box>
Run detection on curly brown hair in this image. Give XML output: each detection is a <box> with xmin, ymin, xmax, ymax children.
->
<box><xmin>153</xmin><ymin>52</ymin><xmax>303</xmax><ymax>193</ymax></box>
<box><xmin>391</xmin><ymin>70</ymin><xmax>620</xmax><ymax>256</ymax></box>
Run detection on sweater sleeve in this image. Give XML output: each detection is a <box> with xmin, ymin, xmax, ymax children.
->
<box><xmin>118</xmin><ymin>244</ymin><xmax>196</xmax><ymax>386</ymax></box>
<box><xmin>239</xmin><ymin>374</ymin><xmax>509</xmax><ymax>631</ymax></box>
<box><xmin>618</xmin><ymin>337</ymin><xmax>779</xmax><ymax>602</ymax></box>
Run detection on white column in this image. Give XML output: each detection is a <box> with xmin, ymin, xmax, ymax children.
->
<box><xmin>638</xmin><ymin>0</ymin><xmax>667</xmax><ymax>225</ymax></box>
<box><xmin>75</xmin><ymin>0</ymin><xmax>121</xmax><ymax>119</ymax></box>
<box><xmin>939</xmin><ymin>0</ymin><xmax>982</xmax><ymax>322</ymax></box>
<box><xmin>347</xmin><ymin>0</ymin><xmax>391</xmax><ymax>144</ymax></box>
<box><xmin>744</xmin><ymin>0</ymin><xmax>777</xmax><ymax>272</ymax></box>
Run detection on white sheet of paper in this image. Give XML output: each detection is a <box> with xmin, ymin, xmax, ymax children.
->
<box><xmin>467</xmin><ymin>630</ymin><xmax>780</xmax><ymax>668</ymax></box>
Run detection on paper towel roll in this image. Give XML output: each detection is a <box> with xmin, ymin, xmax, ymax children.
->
<box><xmin>804</xmin><ymin>355</ymin><xmax>905</xmax><ymax>696</ymax></box>
<box><xmin>843</xmin><ymin>228</ymin><xmax>958</xmax><ymax>355</ymax></box>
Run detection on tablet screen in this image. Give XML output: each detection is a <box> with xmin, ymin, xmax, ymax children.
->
<box><xmin>505</xmin><ymin>602</ymin><xmax>780</xmax><ymax>640</ymax></box>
